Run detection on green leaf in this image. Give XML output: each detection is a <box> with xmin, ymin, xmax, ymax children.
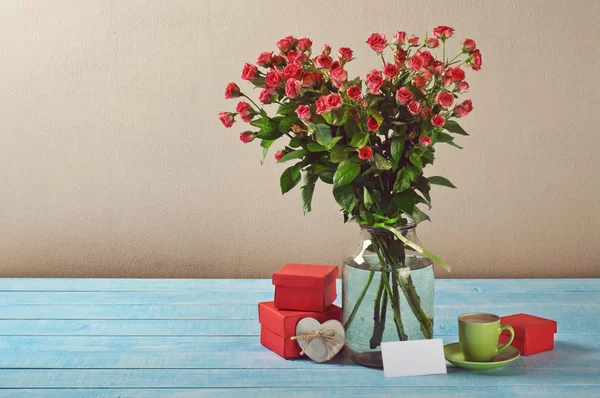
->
<box><xmin>368</xmin><ymin>108</ymin><xmax>384</xmax><ymax>125</ymax></box>
<box><xmin>374</xmin><ymin>153</ymin><xmax>392</xmax><ymax>170</ymax></box>
<box><xmin>307</xmin><ymin>142</ymin><xmax>326</xmax><ymax>152</ymax></box>
<box><xmin>409</xmin><ymin>152</ymin><xmax>423</xmax><ymax>168</ymax></box>
<box><xmin>288</xmin><ymin>136</ymin><xmax>302</xmax><ymax>148</ymax></box>
<box><xmin>301</xmin><ymin>173</ymin><xmax>318</xmax><ymax>214</ymax></box>
<box><xmin>429</xmin><ymin>176</ymin><xmax>457</xmax><ymax>188</ymax></box>
<box><xmin>411</xmin><ymin>207</ymin><xmax>431</xmax><ymax>224</ymax></box>
<box><xmin>421</xmin><ymin>150</ymin><xmax>435</xmax><ymax>165</ymax></box>
<box><xmin>394</xmin><ymin>165</ymin><xmax>420</xmax><ymax>192</ymax></box>
<box><xmin>278</xmin><ymin>149</ymin><xmax>307</xmax><ymax>163</ymax></box>
<box><xmin>327</xmin><ymin>136</ymin><xmax>343</xmax><ymax>150</ymax></box>
<box><xmin>344</xmin><ymin>118</ymin><xmax>359</xmax><ymax>139</ymax></box>
<box><xmin>363</xmin><ymin>187</ymin><xmax>373</xmax><ymax>208</ymax></box>
<box><xmin>323</xmin><ymin>109</ymin><xmax>349</xmax><ymax>126</ymax></box>
<box><xmin>391</xmin><ymin>136</ymin><xmax>406</xmax><ymax>170</ymax></box>
<box><xmin>333</xmin><ymin>184</ymin><xmax>356</xmax><ymax>211</ymax></box>
<box><xmin>349</xmin><ymin>131</ymin><xmax>370</xmax><ymax>148</ymax></box>
<box><xmin>260</xmin><ymin>139</ymin><xmax>275</xmax><ymax>165</ymax></box>
<box><xmin>278</xmin><ymin>116</ymin><xmax>296</xmax><ymax>134</ymax></box>
<box><xmin>277</xmin><ymin>103</ymin><xmax>296</xmax><ymax>115</ymax></box>
<box><xmin>333</xmin><ymin>161</ymin><xmax>361</xmax><ymax>188</ymax></box>
<box><xmin>314</xmin><ymin>124</ymin><xmax>334</xmax><ymax>148</ymax></box>
<box><xmin>280</xmin><ymin>164</ymin><xmax>302</xmax><ymax>194</ymax></box>
<box><xmin>330</xmin><ymin>145</ymin><xmax>348</xmax><ymax>163</ymax></box>
<box><xmin>319</xmin><ymin>170</ymin><xmax>334</xmax><ymax>184</ymax></box>
<box><xmin>444</xmin><ymin>120</ymin><xmax>469</xmax><ymax>136</ymax></box>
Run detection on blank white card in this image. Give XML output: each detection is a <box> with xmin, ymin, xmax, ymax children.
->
<box><xmin>381</xmin><ymin>339</ymin><xmax>447</xmax><ymax>377</ymax></box>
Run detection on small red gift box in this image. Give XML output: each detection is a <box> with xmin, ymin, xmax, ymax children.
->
<box><xmin>258</xmin><ymin>301</ymin><xmax>342</xmax><ymax>359</ymax></box>
<box><xmin>499</xmin><ymin>313</ymin><xmax>557</xmax><ymax>356</ymax></box>
<box><xmin>272</xmin><ymin>263</ymin><xmax>338</xmax><ymax>312</ymax></box>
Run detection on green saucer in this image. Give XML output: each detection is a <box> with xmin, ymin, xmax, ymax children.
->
<box><xmin>444</xmin><ymin>342</ymin><xmax>520</xmax><ymax>371</ymax></box>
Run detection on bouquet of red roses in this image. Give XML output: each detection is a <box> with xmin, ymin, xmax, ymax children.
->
<box><xmin>220</xmin><ymin>26</ymin><xmax>481</xmax><ymax>342</ymax></box>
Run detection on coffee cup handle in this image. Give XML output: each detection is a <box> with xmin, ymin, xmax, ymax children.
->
<box><xmin>497</xmin><ymin>325</ymin><xmax>515</xmax><ymax>354</ymax></box>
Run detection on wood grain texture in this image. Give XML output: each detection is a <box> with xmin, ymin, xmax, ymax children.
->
<box><xmin>0</xmin><ymin>278</ymin><xmax>598</xmax><ymax>396</ymax></box>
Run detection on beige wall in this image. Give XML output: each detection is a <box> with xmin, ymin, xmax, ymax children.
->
<box><xmin>1</xmin><ymin>0</ymin><xmax>599</xmax><ymax>278</ymax></box>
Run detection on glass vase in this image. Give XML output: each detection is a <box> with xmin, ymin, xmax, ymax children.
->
<box><xmin>342</xmin><ymin>221</ymin><xmax>434</xmax><ymax>368</ymax></box>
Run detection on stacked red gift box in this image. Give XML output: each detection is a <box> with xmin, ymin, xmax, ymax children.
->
<box><xmin>258</xmin><ymin>263</ymin><xmax>341</xmax><ymax>359</ymax></box>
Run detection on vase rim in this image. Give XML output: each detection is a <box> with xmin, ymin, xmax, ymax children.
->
<box><xmin>360</xmin><ymin>220</ymin><xmax>417</xmax><ymax>233</ymax></box>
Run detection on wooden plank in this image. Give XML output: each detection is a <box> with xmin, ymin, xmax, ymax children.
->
<box><xmin>0</xmin><ymin>335</ymin><xmax>594</xmax><ymax>369</ymax></box>
<box><xmin>0</xmin><ymin>386</ymin><xmax>598</xmax><ymax>398</ymax></box>
<box><xmin>0</xmin><ymin>367</ymin><xmax>598</xmax><ymax>388</ymax></box>
<box><xmin>0</xmin><ymin>290</ymin><xmax>595</xmax><ymax>305</ymax></box>
<box><xmin>0</xmin><ymin>314</ymin><xmax>595</xmax><ymax>336</ymax></box>
<box><xmin>0</xmin><ymin>302</ymin><xmax>595</xmax><ymax>320</ymax></box>
<box><xmin>0</xmin><ymin>278</ymin><xmax>598</xmax><ymax>292</ymax></box>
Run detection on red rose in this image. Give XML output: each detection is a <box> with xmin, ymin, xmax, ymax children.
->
<box><xmin>312</xmin><ymin>72</ymin><xmax>323</xmax><ymax>85</ymax></box>
<box><xmin>224</xmin><ymin>82</ymin><xmax>240</xmax><ymax>99</ymax></box>
<box><xmin>219</xmin><ymin>112</ymin><xmax>235</xmax><ymax>128</ymax></box>
<box><xmin>314</xmin><ymin>54</ymin><xmax>333</xmax><ymax>69</ymax></box>
<box><xmin>283</xmin><ymin>63</ymin><xmax>303</xmax><ymax>80</ymax></box>
<box><xmin>347</xmin><ymin>86</ymin><xmax>362</xmax><ymax>100</ymax></box>
<box><xmin>236</xmin><ymin>101</ymin><xmax>254</xmax><ymax>122</ymax></box>
<box><xmin>357</xmin><ymin>146</ymin><xmax>373</xmax><ymax>160</ymax></box>
<box><xmin>258</xmin><ymin>89</ymin><xmax>273</xmax><ymax>104</ymax></box>
<box><xmin>442</xmin><ymin>68</ymin><xmax>453</xmax><ymax>87</ymax></box>
<box><xmin>396</xmin><ymin>87</ymin><xmax>413</xmax><ymax>105</ymax></box>
<box><xmin>408</xmin><ymin>35</ymin><xmax>419</xmax><ymax>46</ymax></box>
<box><xmin>453</xmin><ymin>105</ymin><xmax>467</xmax><ymax>118</ymax></box>
<box><xmin>462</xmin><ymin>99</ymin><xmax>473</xmax><ymax>112</ymax></box>
<box><xmin>426</xmin><ymin>37</ymin><xmax>440</xmax><ymax>48</ymax></box>
<box><xmin>452</xmin><ymin>66</ymin><xmax>465</xmax><ymax>82</ymax></box>
<box><xmin>301</xmin><ymin>72</ymin><xmax>315</xmax><ymax>87</ymax></box>
<box><xmin>315</xmin><ymin>96</ymin><xmax>329</xmax><ymax>114</ymax></box>
<box><xmin>366</xmin><ymin>69</ymin><xmax>384</xmax><ymax>94</ymax></box>
<box><xmin>241</xmin><ymin>63</ymin><xmax>257</xmax><ymax>81</ymax></box>
<box><xmin>419</xmin><ymin>136</ymin><xmax>432</xmax><ymax>147</ymax></box>
<box><xmin>296</xmin><ymin>37</ymin><xmax>313</xmax><ymax>52</ymax></box>
<box><xmin>330</xmin><ymin>66</ymin><xmax>348</xmax><ymax>83</ymax></box>
<box><xmin>326</xmin><ymin>93</ymin><xmax>343</xmax><ymax>109</ymax></box>
<box><xmin>457</xmin><ymin>81</ymin><xmax>469</xmax><ymax>93</ymax></box>
<box><xmin>338</xmin><ymin>47</ymin><xmax>353</xmax><ymax>62</ymax></box>
<box><xmin>420</xmin><ymin>51</ymin><xmax>434</xmax><ymax>66</ymax></box>
<box><xmin>272</xmin><ymin>55</ymin><xmax>286</xmax><ymax>67</ymax></box>
<box><xmin>367</xmin><ymin>117</ymin><xmax>379</xmax><ymax>131</ymax></box>
<box><xmin>406</xmin><ymin>54</ymin><xmax>424</xmax><ymax>71</ymax></box>
<box><xmin>321</xmin><ymin>44</ymin><xmax>331</xmax><ymax>55</ymax></box>
<box><xmin>435</xmin><ymin>91</ymin><xmax>454</xmax><ymax>109</ymax></box>
<box><xmin>383</xmin><ymin>63</ymin><xmax>399</xmax><ymax>78</ymax></box>
<box><xmin>431</xmin><ymin>60</ymin><xmax>444</xmax><ymax>75</ymax></box>
<box><xmin>239</xmin><ymin>131</ymin><xmax>256</xmax><ymax>143</ymax></box>
<box><xmin>274</xmin><ymin>150</ymin><xmax>285</xmax><ymax>162</ymax></box>
<box><xmin>394</xmin><ymin>31</ymin><xmax>407</xmax><ymax>45</ymax></box>
<box><xmin>462</xmin><ymin>38</ymin><xmax>476</xmax><ymax>53</ymax></box>
<box><xmin>407</xmin><ymin>100</ymin><xmax>422</xmax><ymax>115</ymax></box>
<box><xmin>291</xmin><ymin>124</ymin><xmax>306</xmax><ymax>136</ymax></box>
<box><xmin>285</xmin><ymin>79</ymin><xmax>302</xmax><ymax>99</ymax></box>
<box><xmin>412</xmin><ymin>74</ymin><xmax>427</xmax><ymax>88</ymax></box>
<box><xmin>366</xmin><ymin>33</ymin><xmax>387</xmax><ymax>53</ymax></box>
<box><xmin>277</xmin><ymin>36</ymin><xmax>295</xmax><ymax>53</ymax></box>
<box><xmin>433</xmin><ymin>26</ymin><xmax>455</xmax><ymax>39</ymax></box>
<box><xmin>295</xmin><ymin>105</ymin><xmax>312</xmax><ymax>121</ymax></box>
<box><xmin>421</xmin><ymin>107</ymin><xmax>431</xmax><ymax>117</ymax></box>
<box><xmin>470</xmin><ymin>49</ymin><xmax>482</xmax><ymax>71</ymax></box>
<box><xmin>265</xmin><ymin>69</ymin><xmax>282</xmax><ymax>88</ymax></box>
<box><xmin>431</xmin><ymin>114</ymin><xmax>446</xmax><ymax>127</ymax></box>
<box><xmin>256</xmin><ymin>52</ymin><xmax>273</xmax><ymax>67</ymax></box>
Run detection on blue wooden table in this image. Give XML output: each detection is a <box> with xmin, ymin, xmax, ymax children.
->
<box><xmin>0</xmin><ymin>278</ymin><xmax>598</xmax><ymax>397</ymax></box>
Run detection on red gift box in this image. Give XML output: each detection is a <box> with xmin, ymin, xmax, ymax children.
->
<box><xmin>258</xmin><ymin>301</ymin><xmax>342</xmax><ymax>359</ymax></box>
<box><xmin>499</xmin><ymin>313</ymin><xmax>557</xmax><ymax>356</ymax></box>
<box><xmin>272</xmin><ymin>263</ymin><xmax>338</xmax><ymax>312</ymax></box>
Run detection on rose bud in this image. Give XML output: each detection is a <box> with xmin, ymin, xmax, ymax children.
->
<box><xmin>330</xmin><ymin>66</ymin><xmax>348</xmax><ymax>83</ymax></box>
<box><xmin>408</xmin><ymin>35</ymin><xmax>419</xmax><ymax>46</ymax></box>
<box><xmin>314</xmin><ymin>54</ymin><xmax>333</xmax><ymax>69</ymax></box>
<box><xmin>272</xmin><ymin>54</ymin><xmax>286</xmax><ymax>67</ymax></box>
<box><xmin>296</xmin><ymin>37</ymin><xmax>313</xmax><ymax>52</ymax></box>
<box><xmin>224</xmin><ymin>82</ymin><xmax>240</xmax><ymax>99</ymax></box>
<box><xmin>452</xmin><ymin>66</ymin><xmax>465</xmax><ymax>82</ymax></box>
<box><xmin>241</xmin><ymin>63</ymin><xmax>258</xmax><ymax>81</ymax></box>
<box><xmin>357</xmin><ymin>146</ymin><xmax>374</xmax><ymax>160</ymax></box>
<box><xmin>426</xmin><ymin>37</ymin><xmax>440</xmax><ymax>48</ymax></box>
<box><xmin>431</xmin><ymin>114</ymin><xmax>446</xmax><ymax>127</ymax></box>
<box><xmin>301</xmin><ymin>72</ymin><xmax>315</xmax><ymax>87</ymax></box>
<box><xmin>258</xmin><ymin>88</ymin><xmax>273</xmax><ymax>104</ymax></box>
<box><xmin>462</xmin><ymin>99</ymin><xmax>474</xmax><ymax>113</ymax></box>
<box><xmin>412</xmin><ymin>74</ymin><xmax>427</xmax><ymax>88</ymax></box>
<box><xmin>394</xmin><ymin>31</ymin><xmax>407</xmax><ymax>45</ymax></box>
<box><xmin>457</xmin><ymin>81</ymin><xmax>469</xmax><ymax>93</ymax></box>
<box><xmin>433</xmin><ymin>26</ymin><xmax>455</xmax><ymax>39</ymax></box>
<box><xmin>347</xmin><ymin>85</ymin><xmax>362</xmax><ymax>100</ymax></box>
<box><xmin>326</xmin><ymin>93</ymin><xmax>343</xmax><ymax>109</ymax></box>
<box><xmin>218</xmin><ymin>112</ymin><xmax>235</xmax><ymax>128</ymax></box>
<box><xmin>321</xmin><ymin>44</ymin><xmax>332</xmax><ymax>55</ymax></box>
<box><xmin>367</xmin><ymin>117</ymin><xmax>380</xmax><ymax>131</ymax></box>
<box><xmin>315</xmin><ymin>96</ymin><xmax>329</xmax><ymax>114</ymax></box>
<box><xmin>421</xmin><ymin>107</ymin><xmax>431</xmax><ymax>117</ymax></box>
<box><xmin>338</xmin><ymin>47</ymin><xmax>353</xmax><ymax>63</ymax></box>
<box><xmin>236</xmin><ymin>101</ymin><xmax>254</xmax><ymax>122</ymax></box>
<box><xmin>406</xmin><ymin>53</ymin><xmax>424</xmax><ymax>71</ymax></box>
<box><xmin>462</xmin><ymin>38</ymin><xmax>476</xmax><ymax>53</ymax></box>
<box><xmin>291</xmin><ymin>124</ymin><xmax>306</xmax><ymax>137</ymax></box>
<box><xmin>396</xmin><ymin>87</ymin><xmax>413</xmax><ymax>105</ymax></box>
<box><xmin>239</xmin><ymin>131</ymin><xmax>256</xmax><ymax>143</ymax></box>
<box><xmin>295</xmin><ymin>105</ymin><xmax>312</xmax><ymax>121</ymax></box>
<box><xmin>366</xmin><ymin>69</ymin><xmax>384</xmax><ymax>94</ymax></box>
<box><xmin>453</xmin><ymin>105</ymin><xmax>467</xmax><ymax>118</ymax></box>
<box><xmin>265</xmin><ymin>69</ymin><xmax>282</xmax><ymax>88</ymax></box>
<box><xmin>283</xmin><ymin>62</ymin><xmax>304</xmax><ymax>80</ymax></box>
<box><xmin>469</xmin><ymin>49</ymin><xmax>482</xmax><ymax>71</ymax></box>
<box><xmin>285</xmin><ymin>78</ymin><xmax>302</xmax><ymax>99</ymax></box>
<box><xmin>435</xmin><ymin>91</ymin><xmax>454</xmax><ymax>109</ymax></box>
<box><xmin>366</xmin><ymin>33</ymin><xmax>387</xmax><ymax>53</ymax></box>
<box><xmin>277</xmin><ymin>36</ymin><xmax>295</xmax><ymax>53</ymax></box>
<box><xmin>419</xmin><ymin>136</ymin><xmax>432</xmax><ymax>146</ymax></box>
<box><xmin>407</xmin><ymin>100</ymin><xmax>422</xmax><ymax>115</ymax></box>
<box><xmin>274</xmin><ymin>150</ymin><xmax>285</xmax><ymax>162</ymax></box>
<box><xmin>256</xmin><ymin>52</ymin><xmax>273</xmax><ymax>67</ymax></box>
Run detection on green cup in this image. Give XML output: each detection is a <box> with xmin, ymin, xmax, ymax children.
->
<box><xmin>458</xmin><ymin>312</ymin><xmax>515</xmax><ymax>362</ymax></box>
